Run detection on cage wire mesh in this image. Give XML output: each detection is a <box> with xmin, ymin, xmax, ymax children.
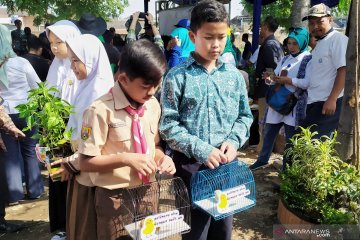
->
<box><xmin>191</xmin><ymin>160</ymin><xmax>256</xmax><ymax>220</ymax></box>
<box><xmin>122</xmin><ymin>176</ymin><xmax>191</xmax><ymax>239</ymax></box>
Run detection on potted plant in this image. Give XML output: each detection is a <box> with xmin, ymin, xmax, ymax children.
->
<box><xmin>279</xmin><ymin>126</ymin><xmax>360</xmax><ymax>226</ymax></box>
<box><xmin>16</xmin><ymin>82</ymin><xmax>74</xmax><ymax>178</ymax></box>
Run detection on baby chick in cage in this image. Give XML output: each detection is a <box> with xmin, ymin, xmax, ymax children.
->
<box><xmin>215</xmin><ymin>190</ymin><xmax>229</xmax><ymax>214</ymax></box>
<box><xmin>141</xmin><ymin>217</ymin><xmax>156</xmax><ymax>238</ymax></box>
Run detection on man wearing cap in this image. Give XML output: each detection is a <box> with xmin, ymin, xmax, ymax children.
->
<box><xmin>301</xmin><ymin>3</ymin><xmax>348</xmax><ymax>138</ymax></box>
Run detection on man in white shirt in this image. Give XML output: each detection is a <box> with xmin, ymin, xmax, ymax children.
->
<box><xmin>300</xmin><ymin>3</ymin><xmax>348</xmax><ymax>138</ymax></box>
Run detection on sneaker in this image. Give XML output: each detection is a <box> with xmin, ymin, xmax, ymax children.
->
<box><xmin>51</xmin><ymin>231</ymin><xmax>67</xmax><ymax>240</ymax></box>
<box><xmin>0</xmin><ymin>221</ymin><xmax>22</xmax><ymax>233</ymax></box>
<box><xmin>249</xmin><ymin>161</ymin><xmax>269</xmax><ymax>171</ymax></box>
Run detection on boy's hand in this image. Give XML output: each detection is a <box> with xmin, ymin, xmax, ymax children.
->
<box><xmin>205</xmin><ymin>148</ymin><xmax>227</xmax><ymax>169</ymax></box>
<box><xmin>157</xmin><ymin>155</ymin><xmax>176</xmax><ymax>175</ymax></box>
<box><xmin>220</xmin><ymin>141</ymin><xmax>237</xmax><ymax>163</ymax></box>
<box><xmin>128</xmin><ymin>154</ymin><xmax>157</xmax><ymax>176</ymax></box>
<box><xmin>50</xmin><ymin>157</ymin><xmax>73</xmax><ymax>182</ymax></box>
<box><xmin>50</xmin><ymin>165</ymin><xmax>71</xmax><ymax>182</ymax></box>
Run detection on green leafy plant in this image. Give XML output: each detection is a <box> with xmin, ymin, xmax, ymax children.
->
<box><xmin>280</xmin><ymin>126</ymin><xmax>360</xmax><ymax>224</ymax></box>
<box><xmin>16</xmin><ymin>82</ymin><xmax>74</xmax><ymax>159</ymax></box>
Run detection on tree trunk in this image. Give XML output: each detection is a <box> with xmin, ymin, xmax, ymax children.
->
<box><xmin>336</xmin><ymin>0</ymin><xmax>360</xmax><ymax>169</ymax></box>
<box><xmin>290</xmin><ymin>0</ymin><xmax>310</xmax><ymax>28</ymax></box>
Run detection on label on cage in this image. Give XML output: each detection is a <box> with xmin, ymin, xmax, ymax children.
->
<box><xmin>139</xmin><ymin>210</ymin><xmax>186</xmax><ymax>239</ymax></box>
<box><xmin>152</xmin><ymin>210</ymin><xmax>184</xmax><ymax>226</ymax></box>
<box><xmin>226</xmin><ymin>184</ymin><xmax>251</xmax><ymax>200</ymax></box>
<box><xmin>212</xmin><ymin>185</ymin><xmax>251</xmax><ymax>214</ymax></box>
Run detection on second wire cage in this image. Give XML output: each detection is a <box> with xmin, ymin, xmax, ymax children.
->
<box><xmin>122</xmin><ymin>177</ymin><xmax>191</xmax><ymax>239</ymax></box>
<box><xmin>191</xmin><ymin>160</ymin><xmax>256</xmax><ymax>220</ymax></box>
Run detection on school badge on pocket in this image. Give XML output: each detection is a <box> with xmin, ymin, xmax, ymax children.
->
<box><xmin>81</xmin><ymin>126</ymin><xmax>91</xmax><ymax>141</ymax></box>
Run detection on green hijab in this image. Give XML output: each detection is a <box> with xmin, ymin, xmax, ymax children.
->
<box><xmin>222</xmin><ymin>36</ymin><xmax>238</xmax><ymax>66</ymax></box>
<box><xmin>287</xmin><ymin>27</ymin><xmax>309</xmax><ymax>57</ymax></box>
<box><xmin>0</xmin><ymin>24</ymin><xmax>17</xmax><ymax>88</ymax></box>
<box><xmin>170</xmin><ymin>27</ymin><xmax>195</xmax><ymax>58</ymax></box>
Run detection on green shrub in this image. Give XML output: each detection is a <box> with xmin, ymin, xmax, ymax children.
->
<box><xmin>16</xmin><ymin>82</ymin><xmax>74</xmax><ymax>159</ymax></box>
<box><xmin>280</xmin><ymin>126</ymin><xmax>360</xmax><ymax>224</ymax></box>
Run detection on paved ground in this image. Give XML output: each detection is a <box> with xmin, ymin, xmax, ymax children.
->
<box><xmin>1</xmin><ymin>148</ymin><xmax>284</xmax><ymax>240</ymax></box>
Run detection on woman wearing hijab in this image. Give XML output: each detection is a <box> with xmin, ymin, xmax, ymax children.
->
<box><xmin>221</xmin><ymin>36</ymin><xmax>238</xmax><ymax>66</ymax></box>
<box><xmin>220</xmin><ymin>29</ymin><xmax>238</xmax><ymax>67</ymax></box>
<box><xmin>167</xmin><ymin>19</ymin><xmax>195</xmax><ymax>68</ymax></box>
<box><xmin>45</xmin><ymin>20</ymin><xmax>81</xmax><ymax>240</ymax></box>
<box><xmin>250</xmin><ymin>27</ymin><xmax>312</xmax><ymax>171</ymax></box>
<box><xmin>46</xmin><ymin>20</ymin><xmax>81</xmax><ymax>105</ymax></box>
<box><xmin>0</xmin><ymin>25</ymin><xmax>43</xmax><ymax>204</ymax></box>
<box><xmin>59</xmin><ymin>34</ymin><xmax>113</xmax><ymax>240</ymax></box>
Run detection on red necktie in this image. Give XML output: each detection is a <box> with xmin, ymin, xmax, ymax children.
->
<box><xmin>124</xmin><ymin>105</ymin><xmax>150</xmax><ymax>184</ymax></box>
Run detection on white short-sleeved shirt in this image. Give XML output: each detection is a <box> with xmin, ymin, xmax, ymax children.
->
<box><xmin>0</xmin><ymin>57</ymin><xmax>41</xmax><ymax>114</ymax></box>
<box><xmin>266</xmin><ymin>51</ymin><xmax>311</xmax><ymax>126</ymax></box>
<box><xmin>307</xmin><ymin>30</ymin><xmax>348</xmax><ymax>104</ymax></box>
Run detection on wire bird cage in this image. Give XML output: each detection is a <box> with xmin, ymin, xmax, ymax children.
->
<box><xmin>122</xmin><ymin>177</ymin><xmax>191</xmax><ymax>240</ymax></box>
<box><xmin>191</xmin><ymin>160</ymin><xmax>256</xmax><ymax>220</ymax></box>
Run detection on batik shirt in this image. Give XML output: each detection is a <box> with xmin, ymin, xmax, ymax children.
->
<box><xmin>160</xmin><ymin>55</ymin><xmax>253</xmax><ymax>163</ymax></box>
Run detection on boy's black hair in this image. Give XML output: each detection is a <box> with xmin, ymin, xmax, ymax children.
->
<box><xmin>262</xmin><ymin>16</ymin><xmax>279</xmax><ymax>33</ymax></box>
<box><xmin>242</xmin><ymin>33</ymin><xmax>249</xmax><ymax>40</ymax></box>
<box><xmin>118</xmin><ymin>39</ymin><xmax>167</xmax><ymax>86</ymax></box>
<box><xmin>24</xmin><ymin>27</ymin><xmax>31</xmax><ymax>35</ymax></box>
<box><xmin>27</xmin><ymin>36</ymin><xmax>42</xmax><ymax>50</ymax></box>
<box><xmin>14</xmin><ymin>19</ymin><xmax>21</xmax><ymax>25</ymax></box>
<box><xmin>190</xmin><ymin>0</ymin><xmax>228</xmax><ymax>33</ymax></box>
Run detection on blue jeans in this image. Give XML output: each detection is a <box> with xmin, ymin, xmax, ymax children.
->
<box><xmin>300</xmin><ymin>98</ymin><xmax>342</xmax><ymax>138</ymax></box>
<box><xmin>257</xmin><ymin>123</ymin><xmax>295</xmax><ymax>168</ymax></box>
<box><xmin>0</xmin><ymin>114</ymin><xmax>44</xmax><ymax>202</ymax></box>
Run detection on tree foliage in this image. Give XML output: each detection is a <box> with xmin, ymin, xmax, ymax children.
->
<box><xmin>241</xmin><ymin>0</ymin><xmax>351</xmax><ymax>31</ymax></box>
<box><xmin>0</xmin><ymin>0</ymin><xmax>128</xmax><ymax>26</ymax></box>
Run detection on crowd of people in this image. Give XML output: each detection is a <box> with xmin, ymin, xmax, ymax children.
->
<box><xmin>0</xmin><ymin>0</ymin><xmax>348</xmax><ymax>240</ymax></box>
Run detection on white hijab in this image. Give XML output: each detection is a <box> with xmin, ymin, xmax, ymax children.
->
<box><xmin>45</xmin><ymin>20</ymin><xmax>81</xmax><ymax>104</ymax></box>
<box><xmin>66</xmin><ymin>34</ymin><xmax>114</xmax><ymax>140</ymax></box>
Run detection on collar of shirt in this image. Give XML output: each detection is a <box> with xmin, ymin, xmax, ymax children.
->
<box><xmin>316</xmin><ymin>27</ymin><xmax>334</xmax><ymax>40</ymax></box>
<box><xmin>184</xmin><ymin>53</ymin><xmax>225</xmax><ymax>73</ymax></box>
<box><xmin>262</xmin><ymin>34</ymin><xmax>276</xmax><ymax>44</ymax></box>
<box><xmin>112</xmin><ymin>82</ymin><xmax>132</xmax><ymax>110</ymax></box>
